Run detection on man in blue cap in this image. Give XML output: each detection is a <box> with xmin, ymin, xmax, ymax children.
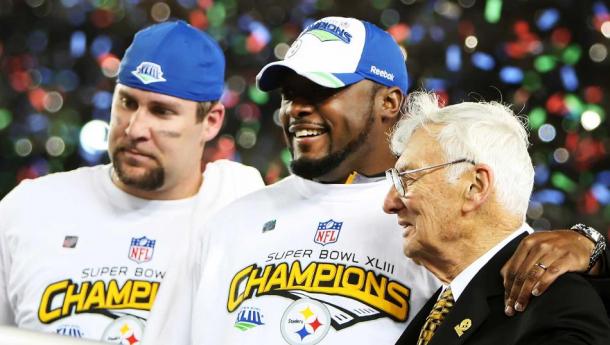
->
<box><xmin>0</xmin><ymin>20</ymin><xmax>263</xmax><ymax>343</ymax></box>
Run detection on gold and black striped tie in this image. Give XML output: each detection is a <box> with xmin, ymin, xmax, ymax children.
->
<box><xmin>417</xmin><ymin>287</ymin><xmax>455</xmax><ymax>345</ymax></box>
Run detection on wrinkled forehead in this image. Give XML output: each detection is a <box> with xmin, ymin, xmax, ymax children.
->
<box><xmin>395</xmin><ymin>126</ymin><xmax>445</xmax><ymax>170</ymax></box>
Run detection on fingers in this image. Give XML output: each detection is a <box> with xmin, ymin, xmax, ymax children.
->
<box><xmin>502</xmin><ymin>236</ymin><xmax>545</xmax><ymax>316</ymax></box>
<box><xmin>530</xmin><ymin>257</ymin><xmax>571</xmax><ymax>297</ymax></box>
<box><xmin>510</xmin><ymin>252</ymin><xmax>563</xmax><ymax>314</ymax></box>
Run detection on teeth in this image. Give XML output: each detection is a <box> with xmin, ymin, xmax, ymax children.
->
<box><xmin>295</xmin><ymin>129</ymin><xmax>323</xmax><ymax>138</ymax></box>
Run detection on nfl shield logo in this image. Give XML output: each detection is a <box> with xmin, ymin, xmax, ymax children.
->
<box><xmin>128</xmin><ymin>236</ymin><xmax>156</xmax><ymax>263</ymax></box>
<box><xmin>314</xmin><ymin>219</ymin><xmax>343</xmax><ymax>246</ymax></box>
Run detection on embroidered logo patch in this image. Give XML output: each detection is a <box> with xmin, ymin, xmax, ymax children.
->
<box><xmin>131</xmin><ymin>62</ymin><xmax>166</xmax><ymax>84</ymax></box>
<box><xmin>128</xmin><ymin>236</ymin><xmax>156</xmax><ymax>263</ymax></box>
<box><xmin>262</xmin><ymin>220</ymin><xmax>277</xmax><ymax>233</ymax></box>
<box><xmin>234</xmin><ymin>306</ymin><xmax>265</xmax><ymax>331</ymax></box>
<box><xmin>313</xmin><ymin>219</ymin><xmax>342</xmax><ymax>246</ymax></box>
<box><xmin>62</xmin><ymin>235</ymin><xmax>78</xmax><ymax>248</ymax></box>
<box><xmin>56</xmin><ymin>324</ymin><xmax>84</xmax><ymax>338</ymax></box>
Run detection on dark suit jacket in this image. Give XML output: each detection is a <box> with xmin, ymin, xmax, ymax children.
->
<box><xmin>396</xmin><ymin>233</ymin><xmax>610</xmax><ymax>345</ymax></box>
<box><xmin>589</xmin><ymin>245</ymin><xmax>610</xmax><ymax>318</ymax></box>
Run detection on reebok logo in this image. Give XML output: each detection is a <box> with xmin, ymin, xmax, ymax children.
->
<box><xmin>131</xmin><ymin>62</ymin><xmax>167</xmax><ymax>84</ymax></box>
<box><xmin>370</xmin><ymin>65</ymin><xmax>394</xmax><ymax>81</ymax></box>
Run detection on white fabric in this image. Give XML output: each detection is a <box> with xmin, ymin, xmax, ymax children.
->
<box><xmin>149</xmin><ymin>175</ymin><xmax>439</xmax><ymax>345</ymax></box>
<box><xmin>270</xmin><ymin>17</ymin><xmax>364</xmax><ymax>74</ymax></box>
<box><xmin>0</xmin><ymin>160</ymin><xmax>264</xmax><ymax>343</ymax></box>
<box><xmin>448</xmin><ymin>224</ymin><xmax>533</xmax><ymax>301</ymax></box>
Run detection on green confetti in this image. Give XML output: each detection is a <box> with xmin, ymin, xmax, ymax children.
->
<box><xmin>280</xmin><ymin>148</ymin><xmax>292</xmax><ymax>168</ymax></box>
<box><xmin>551</xmin><ymin>172</ymin><xmax>577</xmax><ymax>193</ymax></box>
<box><xmin>207</xmin><ymin>3</ymin><xmax>226</xmax><ymax>27</ymax></box>
<box><xmin>248</xmin><ymin>85</ymin><xmax>269</xmax><ymax>104</ymax></box>
<box><xmin>534</xmin><ymin>55</ymin><xmax>556</xmax><ymax>73</ymax></box>
<box><xmin>484</xmin><ymin>0</ymin><xmax>502</xmax><ymax>23</ymax></box>
<box><xmin>0</xmin><ymin>109</ymin><xmax>12</xmax><ymax>131</ymax></box>
<box><xmin>528</xmin><ymin>107</ymin><xmax>546</xmax><ymax>130</ymax></box>
<box><xmin>564</xmin><ymin>94</ymin><xmax>583</xmax><ymax>116</ymax></box>
<box><xmin>562</xmin><ymin>45</ymin><xmax>582</xmax><ymax>65</ymax></box>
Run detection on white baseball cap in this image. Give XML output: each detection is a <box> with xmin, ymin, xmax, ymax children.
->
<box><xmin>257</xmin><ymin>16</ymin><xmax>408</xmax><ymax>93</ymax></box>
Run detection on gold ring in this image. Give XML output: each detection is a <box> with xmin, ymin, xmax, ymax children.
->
<box><xmin>535</xmin><ymin>262</ymin><xmax>548</xmax><ymax>271</ymax></box>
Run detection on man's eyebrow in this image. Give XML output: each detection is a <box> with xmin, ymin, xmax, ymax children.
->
<box><xmin>117</xmin><ymin>90</ymin><xmax>134</xmax><ymax>99</ymax></box>
<box><xmin>117</xmin><ymin>90</ymin><xmax>181</xmax><ymax>110</ymax></box>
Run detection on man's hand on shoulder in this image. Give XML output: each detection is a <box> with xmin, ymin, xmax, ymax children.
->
<box><xmin>500</xmin><ymin>229</ymin><xmax>596</xmax><ymax>316</ymax></box>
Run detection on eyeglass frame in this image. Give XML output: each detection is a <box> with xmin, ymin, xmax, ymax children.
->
<box><xmin>385</xmin><ymin>158</ymin><xmax>476</xmax><ymax>197</ymax></box>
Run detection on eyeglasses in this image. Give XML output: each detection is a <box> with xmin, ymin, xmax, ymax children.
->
<box><xmin>385</xmin><ymin>158</ymin><xmax>476</xmax><ymax>197</ymax></box>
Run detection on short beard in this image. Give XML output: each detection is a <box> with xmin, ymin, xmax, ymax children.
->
<box><xmin>111</xmin><ymin>148</ymin><xmax>164</xmax><ymax>191</ymax></box>
<box><xmin>290</xmin><ymin>103</ymin><xmax>375</xmax><ymax>181</ymax></box>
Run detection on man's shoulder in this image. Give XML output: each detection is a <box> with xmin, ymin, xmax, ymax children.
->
<box><xmin>3</xmin><ymin>165</ymin><xmax>103</xmax><ymax>199</ymax></box>
<box><xmin>207</xmin><ymin>176</ymin><xmax>296</xmax><ymax>218</ymax></box>
<box><xmin>205</xmin><ymin>159</ymin><xmax>261</xmax><ymax>178</ymax></box>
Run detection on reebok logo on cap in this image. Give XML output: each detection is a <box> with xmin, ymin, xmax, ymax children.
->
<box><xmin>370</xmin><ymin>65</ymin><xmax>394</xmax><ymax>81</ymax></box>
<box><xmin>131</xmin><ymin>62</ymin><xmax>167</xmax><ymax>84</ymax></box>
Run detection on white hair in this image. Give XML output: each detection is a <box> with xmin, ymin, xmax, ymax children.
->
<box><xmin>390</xmin><ymin>91</ymin><xmax>534</xmax><ymax>219</ymax></box>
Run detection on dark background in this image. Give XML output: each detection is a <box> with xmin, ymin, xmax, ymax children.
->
<box><xmin>0</xmin><ymin>0</ymin><xmax>609</xmax><ymax>233</ymax></box>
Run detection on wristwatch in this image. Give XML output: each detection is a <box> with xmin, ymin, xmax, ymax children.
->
<box><xmin>570</xmin><ymin>223</ymin><xmax>607</xmax><ymax>272</ymax></box>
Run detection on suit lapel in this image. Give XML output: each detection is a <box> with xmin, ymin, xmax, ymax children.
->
<box><xmin>429</xmin><ymin>233</ymin><xmax>529</xmax><ymax>345</ymax></box>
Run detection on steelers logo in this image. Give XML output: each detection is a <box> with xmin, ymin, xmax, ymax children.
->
<box><xmin>280</xmin><ymin>298</ymin><xmax>331</xmax><ymax>345</ymax></box>
<box><xmin>101</xmin><ymin>315</ymin><xmax>145</xmax><ymax>345</ymax></box>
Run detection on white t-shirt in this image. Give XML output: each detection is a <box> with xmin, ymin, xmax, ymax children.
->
<box><xmin>0</xmin><ymin>160</ymin><xmax>264</xmax><ymax>343</ymax></box>
<box><xmin>182</xmin><ymin>175</ymin><xmax>439</xmax><ymax>344</ymax></box>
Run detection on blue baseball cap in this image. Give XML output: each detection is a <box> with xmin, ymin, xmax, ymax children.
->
<box><xmin>118</xmin><ymin>20</ymin><xmax>225</xmax><ymax>102</ymax></box>
<box><xmin>257</xmin><ymin>17</ymin><xmax>408</xmax><ymax>94</ymax></box>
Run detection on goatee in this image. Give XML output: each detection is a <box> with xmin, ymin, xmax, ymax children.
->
<box><xmin>111</xmin><ymin>147</ymin><xmax>164</xmax><ymax>191</ymax></box>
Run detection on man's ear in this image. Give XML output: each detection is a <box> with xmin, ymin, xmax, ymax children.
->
<box><xmin>462</xmin><ymin>164</ymin><xmax>494</xmax><ymax>213</ymax></box>
<box><xmin>379</xmin><ymin>86</ymin><xmax>404</xmax><ymax>123</ymax></box>
<box><xmin>201</xmin><ymin>102</ymin><xmax>225</xmax><ymax>142</ymax></box>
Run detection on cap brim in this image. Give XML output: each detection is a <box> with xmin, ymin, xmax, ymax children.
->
<box><xmin>256</xmin><ymin>61</ymin><xmax>365</xmax><ymax>91</ymax></box>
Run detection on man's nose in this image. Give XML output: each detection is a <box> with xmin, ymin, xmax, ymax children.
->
<box><xmin>285</xmin><ymin>97</ymin><xmax>315</xmax><ymax>118</ymax></box>
<box><xmin>383</xmin><ymin>186</ymin><xmax>405</xmax><ymax>214</ymax></box>
<box><xmin>124</xmin><ymin>108</ymin><xmax>151</xmax><ymax>139</ymax></box>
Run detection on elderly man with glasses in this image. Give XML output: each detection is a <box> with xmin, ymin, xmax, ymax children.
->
<box><xmin>383</xmin><ymin>92</ymin><xmax>610</xmax><ymax>345</ymax></box>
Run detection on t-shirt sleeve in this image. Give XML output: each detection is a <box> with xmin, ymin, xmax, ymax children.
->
<box><xmin>226</xmin><ymin>161</ymin><xmax>265</xmax><ymax>198</ymax></box>
<box><xmin>0</xmin><ymin>186</ymin><xmax>19</xmax><ymax>325</ymax></box>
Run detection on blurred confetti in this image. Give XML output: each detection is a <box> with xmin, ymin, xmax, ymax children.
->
<box><xmin>0</xmin><ymin>0</ymin><xmax>609</xmax><ymax>233</ymax></box>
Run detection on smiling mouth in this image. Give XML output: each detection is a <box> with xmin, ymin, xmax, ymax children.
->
<box><xmin>288</xmin><ymin>123</ymin><xmax>328</xmax><ymax>140</ymax></box>
<box><xmin>293</xmin><ymin>129</ymin><xmax>326</xmax><ymax>138</ymax></box>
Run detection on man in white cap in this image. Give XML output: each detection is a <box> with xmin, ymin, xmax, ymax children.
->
<box><xmin>144</xmin><ymin>16</ymin><xmax>609</xmax><ymax>345</ymax></box>
<box><xmin>0</xmin><ymin>20</ymin><xmax>263</xmax><ymax>343</ymax></box>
